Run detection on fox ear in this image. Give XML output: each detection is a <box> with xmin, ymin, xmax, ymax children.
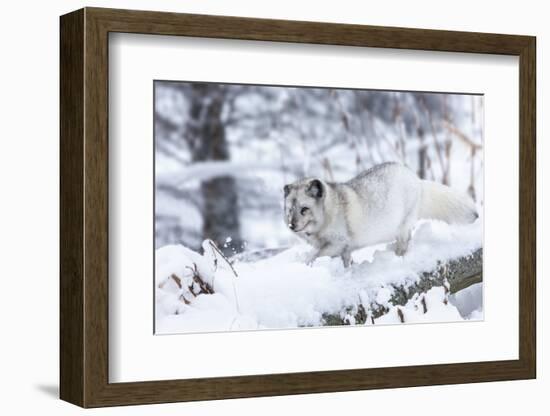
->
<box><xmin>306</xmin><ymin>179</ymin><xmax>324</xmax><ymax>199</ymax></box>
<box><xmin>283</xmin><ymin>185</ymin><xmax>291</xmax><ymax>197</ymax></box>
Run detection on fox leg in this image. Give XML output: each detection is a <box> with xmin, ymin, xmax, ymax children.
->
<box><xmin>395</xmin><ymin>228</ymin><xmax>412</xmax><ymax>256</ymax></box>
<box><xmin>341</xmin><ymin>247</ymin><xmax>353</xmax><ymax>267</ymax></box>
<box><xmin>394</xmin><ymin>203</ymin><xmax>418</xmax><ymax>256</ymax></box>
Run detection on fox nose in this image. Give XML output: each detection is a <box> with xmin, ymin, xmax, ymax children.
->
<box><xmin>288</xmin><ymin>222</ymin><xmax>296</xmax><ymax>230</ymax></box>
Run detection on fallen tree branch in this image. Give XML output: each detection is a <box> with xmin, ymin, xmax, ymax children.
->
<box><xmin>322</xmin><ymin>248</ymin><xmax>483</xmax><ymax>326</ymax></box>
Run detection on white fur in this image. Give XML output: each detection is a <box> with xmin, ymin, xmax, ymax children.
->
<box><xmin>418</xmin><ymin>180</ymin><xmax>478</xmax><ymax>224</ymax></box>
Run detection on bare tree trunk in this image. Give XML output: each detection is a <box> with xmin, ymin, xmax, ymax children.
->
<box><xmin>187</xmin><ymin>83</ymin><xmax>242</xmax><ymax>255</ymax></box>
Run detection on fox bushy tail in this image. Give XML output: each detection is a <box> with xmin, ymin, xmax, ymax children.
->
<box><xmin>418</xmin><ymin>180</ymin><xmax>478</xmax><ymax>224</ymax></box>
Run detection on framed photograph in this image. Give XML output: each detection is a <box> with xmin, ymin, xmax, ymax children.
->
<box><xmin>60</xmin><ymin>7</ymin><xmax>536</xmax><ymax>408</ymax></box>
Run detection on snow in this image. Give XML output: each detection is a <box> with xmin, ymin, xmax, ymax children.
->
<box><xmin>375</xmin><ymin>287</ymin><xmax>464</xmax><ymax>325</ymax></box>
<box><xmin>155</xmin><ymin>218</ymin><xmax>483</xmax><ymax>334</ymax></box>
<box><xmin>449</xmin><ymin>282</ymin><xmax>484</xmax><ymax>320</ymax></box>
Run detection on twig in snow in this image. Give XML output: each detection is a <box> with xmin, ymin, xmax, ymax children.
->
<box><xmin>356</xmin><ymin>303</ymin><xmax>367</xmax><ymax>323</ymax></box>
<box><xmin>421</xmin><ymin>296</ymin><xmax>428</xmax><ymax>314</ymax></box>
<box><xmin>397</xmin><ymin>308</ymin><xmax>405</xmax><ymax>323</ymax></box>
<box><xmin>193</xmin><ymin>275</ymin><xmax>214</xmax><ymax>294</ymax></box>
<box><xmin>184</xmin><ymin>264</ymin><xmax>214</xmax><ymax>295</ymax></box>
<box><xmin>207</xmin><ymin>239</ymin><xmax>239</xmax><ymax>278</ymax></box>
<box><xmin>205</xmin><ymin>239</ymin><xmax>241</xmax><ymax>314</ymax></box>
<box><xmin>170</xmin><ymin>273</ymin><xmax>183</xmax><ymax>289</ymax></box>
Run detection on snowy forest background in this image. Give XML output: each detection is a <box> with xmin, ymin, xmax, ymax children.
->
<box><xmin>154</xmin><ymin>81</ymin><xmax>484</xmax><ymax>333</ymax></box>
<box><xmin>155</xmin><ymin>82</ymin><xmax>483</xmax><ymax>255</ymax></box>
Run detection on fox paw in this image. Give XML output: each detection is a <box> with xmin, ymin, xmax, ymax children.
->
<box><xmin>394</xmin><ymin>247</ymin><xmax>407</xmax><ymax>257</ymax></box>
<box><xmin>388</xmin><ymin>241</ymin><xmax>408</xmax><ymax>257</ymax></box>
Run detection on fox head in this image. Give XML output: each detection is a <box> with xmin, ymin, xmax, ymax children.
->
<box><xmin>283</xmin><ymin>178</ymin><xmax>327</xmax><ymax>235</ymax></box>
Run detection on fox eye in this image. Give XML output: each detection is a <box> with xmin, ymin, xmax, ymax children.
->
<box><xmin>300</xmin><ymin>207</ymin><xmax>309</xmax><ymax>215</ymax></box>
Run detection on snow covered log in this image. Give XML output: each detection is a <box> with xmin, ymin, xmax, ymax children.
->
<box><xmin>322</xmin><ymin>247</ymin><xmax>482</xmax><ymax>326</ymax></box>
<box><xmin>156</xmin><ymin>219</ymin><xmax>483</xmax><ymax>333</ymax></box>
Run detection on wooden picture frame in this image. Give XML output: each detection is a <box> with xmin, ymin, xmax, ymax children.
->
<box><xmin>60</xmin><ymin>7</ymin><xmax>536</xmax><ymax>408</ymax></box>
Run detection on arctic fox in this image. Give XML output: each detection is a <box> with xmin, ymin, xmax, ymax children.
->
<box><xmin>283</xmin><ymin>162</ymin><xmax>478</xmax><ymax>267</ymax></box>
